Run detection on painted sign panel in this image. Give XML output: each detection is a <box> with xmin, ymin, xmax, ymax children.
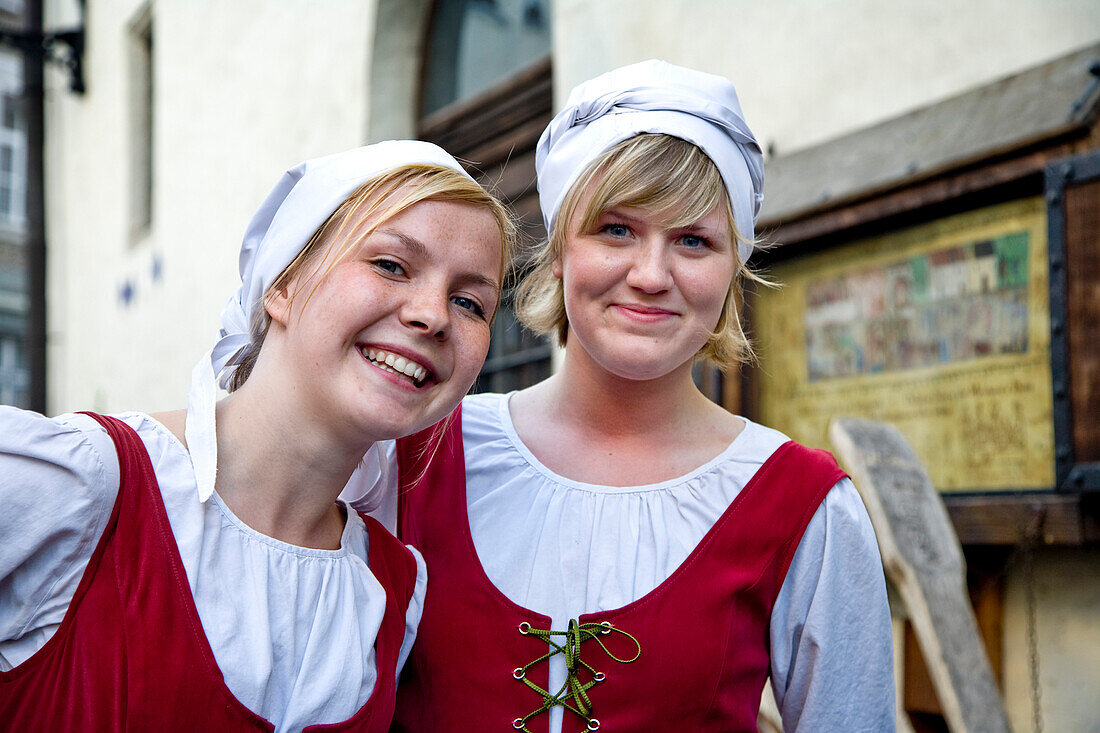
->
<box><xmin>755</xmin><ymin>198</ymin><xmax>1054</xmax><ymax>491</ymax></box>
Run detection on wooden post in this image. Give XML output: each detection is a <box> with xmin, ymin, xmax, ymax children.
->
<box><xmin>829</xmin><ymin>417</ymin><xmax>1010</xmax><ymax>733</ymax></box>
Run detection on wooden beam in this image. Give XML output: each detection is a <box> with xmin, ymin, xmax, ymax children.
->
<box><xmin>830</xmin><ymin>417</ymin><xmax>1011</xmax><ymax>733</ymax></box>
<box><xmin>762</xmin><ymin>147</ymin><xmax>1071</xmax><ymax>245</ymax></box>
<box><xmin>943</xmin><ymin>493</ymin><xmax>1095</xmax><ymax>546</ymax></box>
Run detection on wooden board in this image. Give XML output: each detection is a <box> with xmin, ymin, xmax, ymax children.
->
<box><xmin>1064</xmin><ymin>177</ymin><xmax>1100</xmax><ymax>463</ymax></box>
<box><xmin>757</xmin><ymin>199</ymin><xmax>1055</xmax><ymax>492</ymax></box>
<box><xmin>829</xmin><ymin>417</ymin><xmax>1010</xmax><ymax>733</ymax></box>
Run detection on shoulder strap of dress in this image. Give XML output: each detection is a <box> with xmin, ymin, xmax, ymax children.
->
<box><xmin>358</xmin><ymin>512</ymin><xmax>418</xmax><ymax>612</ymax></box>
<box><xmin>77</xmin><ymin>412</ymin><xmax>162</xmax><ymax>496</ymax></box>
<box><xmin>394</xmin><ymin>407</ymin><xmax>464</xmax><ymax>545</ymax></box>
<box><xmin>728</xmin><ymin>440</ymin><xmax>847</xmax><ymax>595</ymax></box>
<box><xmin>78</xmin><ymin>411</ymin><xmax>142</xmax><ymax>453</ymax></box>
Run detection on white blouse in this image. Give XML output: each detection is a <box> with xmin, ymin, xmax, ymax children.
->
<box><xmin>347</xmin><ymin>392</ymin><xmax>895</xmax><ymax>733</ymax></box>
<box><xmin>0</xmin><ymin>407</ymin><xmax>426</xmax><ymax>733</ymax></box>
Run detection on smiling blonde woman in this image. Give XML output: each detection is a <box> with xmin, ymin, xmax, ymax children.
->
<box><xmin>348</xmin><ymin>62</ymin><xmax>894</xmax><ymax>733</ymax></box>
<box><xmin>0</xmin><ymin>141</ymin><xmax>514</xmax><ymax>731</ymax></box>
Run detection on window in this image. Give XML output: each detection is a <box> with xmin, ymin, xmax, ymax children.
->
<box><xmin>420</xmin><ymin>0</ymin><xmax>554</xmax><ymax>393</ymax></box>
<box><xmin>129</xmin><ymin>5</ymin><xmax>153</xmax><ymax>239</ymax></box>
<box><xmin>420</xmin><ymin>0</ymin><xmax>550</xmax><ymax>117</ymax></box>
<box><xmin>0</xmin><ymin>329</ymin><xmax>26</xmax><ymax>406</ymax></box>
<box><xmin>0</xmin><ymin>52</ymin><xmax>25</xmax><ymax>228</ymax></box>
<box><xmin>0</xmin><ymin>262</ymin><xmax>26</xmax><ymax>406</ymax></box>
<box><xmin>0</xmin><ymin>48</ymin><xmax>26</xmax><ymax>407</ymax></box>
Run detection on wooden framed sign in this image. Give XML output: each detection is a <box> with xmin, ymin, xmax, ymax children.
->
<box><xmin>755</xmin><ymin>198</ymin><xmax>1054</xmax><ymax>492</ymax></box>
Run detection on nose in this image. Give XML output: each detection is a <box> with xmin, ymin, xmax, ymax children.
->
<box><xmin>625</xmin><ymin>238</ymin><xmax>673</xmax><ymax>294</ymax></box>
<box><xmin>401</xmin><ymin>286</ymin><xmax>450</xmax><ymax>340</ymax></box>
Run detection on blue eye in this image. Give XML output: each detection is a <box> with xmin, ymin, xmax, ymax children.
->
<box><xmin>602</xmin><ymin>223</ymin><xmax>631</xmax><ymax>238</ymax></box>
<box><xmin>680</xmin><ymin>235</ymin><xmax>706</xmax><ymax>249</ymax></box>
<box><xmin>452</xmin><ymin>296</ymin><xmax>485</xmax><ymax>318</ymax></box>
<box><xmin>374</xmin><ymin>259</ymin><xmax>405</xmax><ymax>275</ymax></box>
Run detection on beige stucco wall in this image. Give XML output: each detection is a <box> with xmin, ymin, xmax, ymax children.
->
<box><xmin>553</xmin><ymin>0</ymin><xmax>1100</xmax><ymax>156</ymax></box>
<box><xmin>1002</xmin><ymin>547</ymin><xmax>1100</xmax><ymax>732</ymax></box>
<box><xmin>44</xmin><ymin>0</ymin><xmax>377</xmax><ymax>413</ymax></box>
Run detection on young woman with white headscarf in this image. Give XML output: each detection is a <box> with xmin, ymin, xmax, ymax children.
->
<box><xmin>349</xmin><ymin>63</ymin><xmax>894</xmax><ymax>732</ymax></box>
<box><xmin>0</xmin><ymin>141</ymin><xmax>514</xmax><ymax>731</ymax></box>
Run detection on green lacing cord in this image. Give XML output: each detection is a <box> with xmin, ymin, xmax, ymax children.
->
<box><xmin>510</xmin><ymin>619</ymin><xmax>641</xmax><ymax>732</ymax></box>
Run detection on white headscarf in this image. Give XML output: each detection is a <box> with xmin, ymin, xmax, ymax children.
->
<box><xmin>535</xmin><ymin>59</ymin><xmax>764</xmax><ymax>263</ymax></box>
<box><xmin>185</xmin><ymin>141</ymin><xmax>473</xmax><ymax>502</ymax></box>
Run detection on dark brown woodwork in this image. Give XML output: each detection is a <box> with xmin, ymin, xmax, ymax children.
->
<box><xmin>418</xmin><ymin>56</ymin><xmax>551</xmax><ymax>245</ymax></box>
<box><xmin>419</xmin><ymin>57</ymin><xmax>552</xmax><ymax>171</ymax></box>
<box><xmin>1063</xmin><ymin>178</ymin><xmax>1100</xmax><ymax>464</ymax></box>
<box><xmin>904</xmin><ymin>620</ymin><xmax>942</xmax><ymax>717</ymax></box>
<box><xmin>943</xmin><ymin>493</ymin><xmax>1099</xmax><ymax>546</ymax></box>
<box><xmin>762</xmin><ymin>144</ymin><xmax>1076</xmax><ymax>247</ymax></box>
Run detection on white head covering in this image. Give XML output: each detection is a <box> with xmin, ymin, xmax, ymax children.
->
<box><xmin>185</xmin><ymin>140</ymin><xmax>473</xmax><ymax>502</ymax></box>
<box><xmin>535</xmin><ymin>59</ymin><xmax>764</xmax><ymax>263</ymax></box>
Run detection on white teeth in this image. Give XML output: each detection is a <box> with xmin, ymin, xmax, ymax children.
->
<box><xmin>361</xmin><ymin>347</ymin><xmax>429</xmax><ymax>385</ymax></box>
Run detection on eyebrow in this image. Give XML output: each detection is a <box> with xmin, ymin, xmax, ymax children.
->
<box><xmin>601</xmin><ymin>208</ymin><xmax>723</xmax><ymax>237</ymax></box>
<box><xmin>377</xmin><ymin>227</ymin><xmax>501</xmax><ymax>293</ymax></box>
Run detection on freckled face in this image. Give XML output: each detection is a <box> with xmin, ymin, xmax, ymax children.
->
<box><xmin>553</xmin><ymin>193</ymin><xmax>736</xmax><ymax>382</ymax></box>
<box><xmin>267</xmin><ymin>197</ymin><xmax>503</xmax><ymax>441</ymax></box>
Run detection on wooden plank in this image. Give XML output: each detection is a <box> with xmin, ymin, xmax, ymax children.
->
<box><xmin>943</xmin><ymin>494</ymin><xmax>1086</xmax><ymax>546</ymax></box>
<box><xmin>419</xmin><ymin>57</ymin><xmax>552</xmax><ymax>155</ymax></box>
<box><xmin>829</xmin><ymin>417</ymin><xmax>1010</xmax><ymax>733</ymax></box>
<box><xmin>419</xmin><ymin>56</ymin><xmax>552</xmax><ymax>134</ymax></box>
<box><xmin>756</xmin><ymin>681</ymin><xmax>783</xmax><ymax>733</ymax></box>
<box><xmin>1063</xmin><ymin>177</ymin><xmax>1100</xmax><ymax>463</ymax></box>
<box><xmin>759</xmin><ymin>43</ymin><xmax>1100</xmax><ymax>224</ymax></box>
<box><xmin>762</xmin><ymin>146</ymin><xmax>1072</xmax><ymax>246</ymax></box>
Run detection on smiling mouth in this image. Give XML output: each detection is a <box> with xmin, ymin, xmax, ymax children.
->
<box><xmin>614</xmin><ymin>304</ymin><xmax>678</xmax><ymax>319</ymax></box>
<box><xmin>360</xmin><ymin>347</ymin><xmax>432</xmax><ymax>387</ymax></box>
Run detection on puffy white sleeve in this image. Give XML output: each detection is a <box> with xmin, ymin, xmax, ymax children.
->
<box><xmin>0</xmin><ymin>408</ymin><xmax>120</xmax><ymax>670</ymax></box>
<box><xmin>341</xmin><ymin>440</ymin><xmax>399</xmax><ymax>533</ymax></box>
<box><xmin>769</xmin><ymin>478</ymin><xmax>896</xmax><ymax>731</ymax></box>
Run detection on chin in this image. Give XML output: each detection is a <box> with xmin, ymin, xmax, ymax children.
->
<box><xmin>596</xmin><ymin>356</ymin><xmax>684</xmax><ymax>383</ymax></box>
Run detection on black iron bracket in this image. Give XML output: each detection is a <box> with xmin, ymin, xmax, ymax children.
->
<box><xmin>0</xmin><ymin>25</ymin><xmax>84</xmax><ymax>94</ymax></box>
<box><xmin>1069</xmin><ymin>59</ymin><xmax>1100</xmax><ymax>121</ymax></box>
<box><xmin>1044</xmin><ymin>150</ymin><xmax>1100</xmax><ymax>492</ymax></box>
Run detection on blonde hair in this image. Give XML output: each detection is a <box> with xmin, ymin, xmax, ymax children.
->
<box><xmin>515</xmin><ymin>133</ymin><xmax>768</xmax><ymax>370</ymax></box>
<box><xmin>228</xmin><ymin>164</ymin><xmax>516</xmax><ymax>391</ymax></box>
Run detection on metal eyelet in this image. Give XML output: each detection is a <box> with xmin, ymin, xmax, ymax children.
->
<box><xmin>518</xmin><ymin>622</ymin><xmax>531</xmax><ymax>634</ymax></box>
<box><xmin>513</xmin><ymin>667</ymin><xmax>526</xmax><ymax>679</ymax></box>
<box><xmin>587</xmin><ymin>719</ymin><xmax>601</xmax><ymax>730</ymax></box>
<box><xmin>593</xmin><ymin>671</ymin><xmax>606</xmax><ymax>682</ymax></box>
<box><xmin>599</xmin><ymin>621</ymin><xmax>613</xmax><ymax>634</ymax></box>
<box><xmin>513</xmin><ymin>719</ymin><xmax>525</xmax><ymax>729</ymax></box>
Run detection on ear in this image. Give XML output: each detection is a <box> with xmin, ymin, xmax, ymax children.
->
<box><xmin>551</xmin><ymin>255</ymin><xmax>563</xmax><ymax>279</ymax></box>
<box><xmin>265</xmin><ymin>285</ymin><xmax>293</xmax><ymax>327</ymax></box>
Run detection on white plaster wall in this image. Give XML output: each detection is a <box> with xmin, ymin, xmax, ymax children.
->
<box><xmin>1002</xmin><ymin>547</ymin><xmax>1100</xmax><ymax>732</ymax></box>
<box><xmin>552</xmin><ymin>0</ymin><xmax>1100</xmax><ymax>156</ymax></box>
<box><xmin>44</xmin><ymin>0</ymin><xmax>376</xmax><ymax>414</ymax></box>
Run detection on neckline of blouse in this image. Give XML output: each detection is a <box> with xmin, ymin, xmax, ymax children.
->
<box><xmin>495</xmin><ymin>391</ymin><xmax>758</xmax><ymax>495</ymax></box>
<box><xmin>180</xmin><ymin>351</ymin><xmax>361</xmax><ymax>557</ymax></box>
